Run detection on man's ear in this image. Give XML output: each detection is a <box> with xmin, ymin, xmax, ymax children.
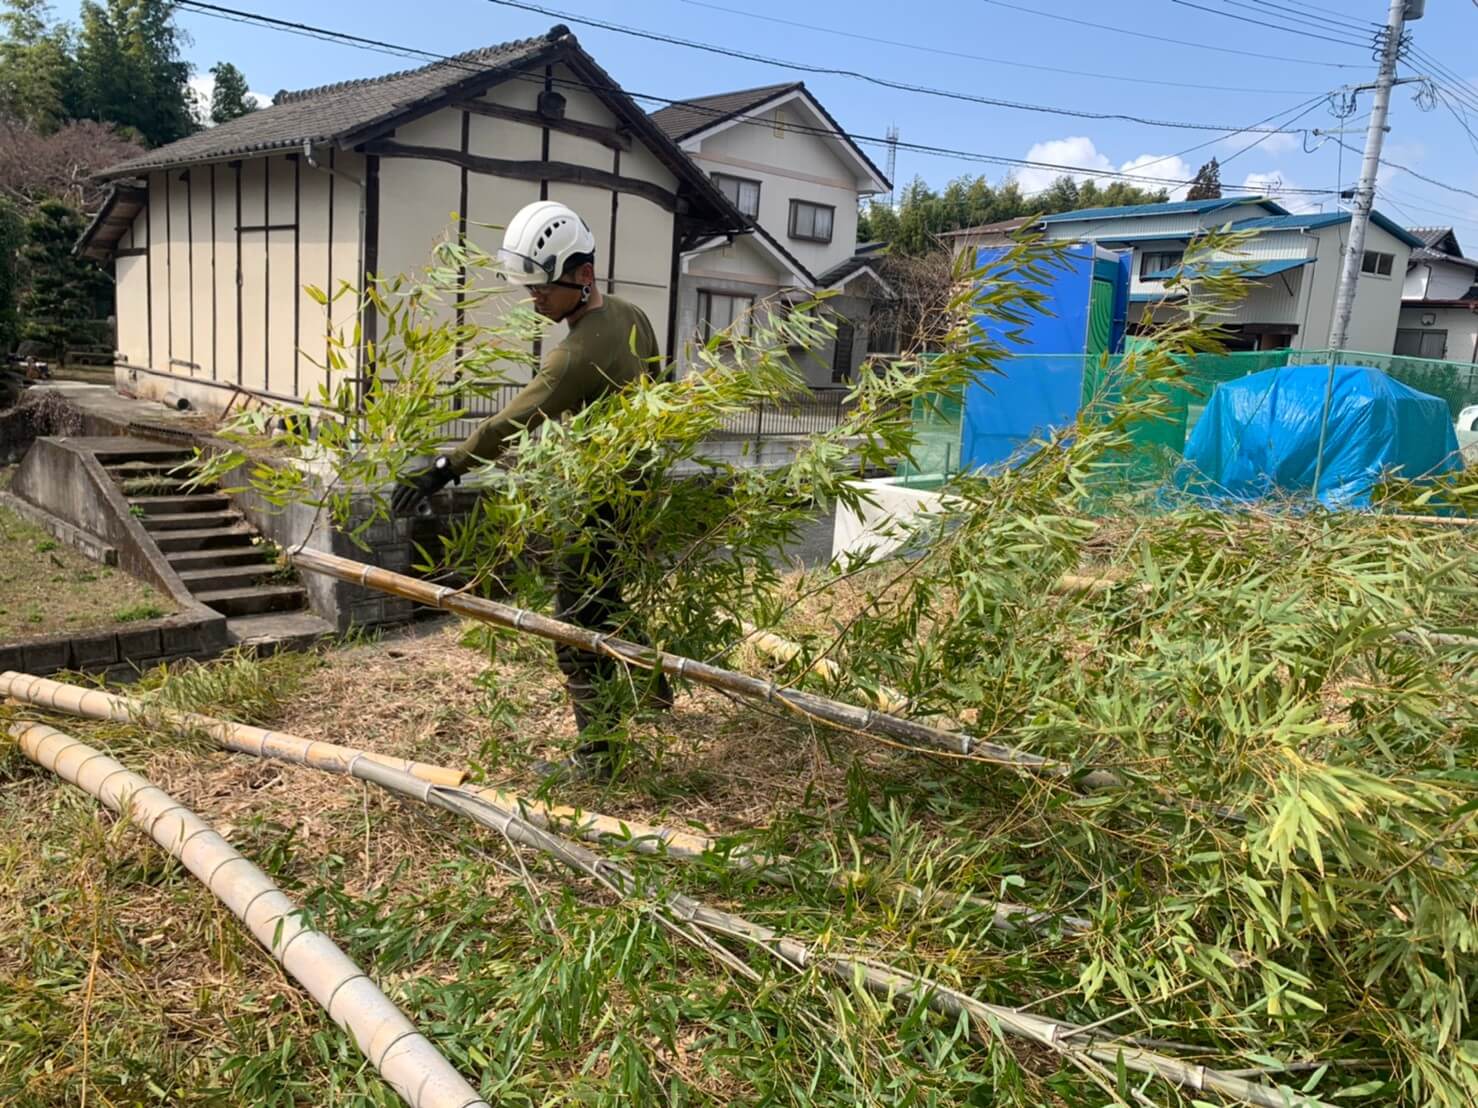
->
<box><xmin>577</xmin><ymin>260</ymin><xmax>597</xmax><ymax>287</ymax></box>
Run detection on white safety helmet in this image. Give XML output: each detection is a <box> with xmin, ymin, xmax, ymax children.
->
<box><xmin>495</xmin><ymin>199</ymin><xmax>596</xmax><ymax>286</ymax></box>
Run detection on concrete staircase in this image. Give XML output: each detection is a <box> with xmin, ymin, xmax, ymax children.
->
<box><xmin>104</xmin><ymin>452</ymin><xmax>333</xmax><ymax>653</ymax></box>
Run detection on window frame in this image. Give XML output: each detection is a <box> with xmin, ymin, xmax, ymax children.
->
<box><xmin>1361</xmin><ymin>250</ymin><xmax>1395</xmax><ymax>278</ymax></box>
<box><xmin>696</xmin><ymin>289</ymin><xmax>756</xmax><ymax>343</ymax></box>
<box><xmin>788</xmin><ymin>199</ymin><xmax>836</xmax><ymax>244</ymax></box>
<box><xmin>711</xmin><ymin>172</ymin><xmax>762</xmax><ymax>219</ymax></box>
<box><xmin>1139</xmin><ymin>250</ymin><xmax>1186</xmax><ymax>281</ymax></box>
<box><xmin>1395</xmin><ymin>328</ymin><xmax>1447</xmax><ymax>360</ymax></box>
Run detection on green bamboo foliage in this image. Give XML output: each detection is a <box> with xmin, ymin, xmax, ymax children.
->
<box><xmin>191</xmin><ymin>225</ymin><xmax>1478</xmax><ymax>1103</ymax></box>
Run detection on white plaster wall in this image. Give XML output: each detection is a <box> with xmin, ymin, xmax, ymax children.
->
<box><xmin>1399</xmin><ymin>305</ymin><xmax>1478</xmax><ymax>363</ymax></box>
<box><xmin>689</xmin><ymin>98</ymin><xmax>860</xmax><ymax>278</ymax></box>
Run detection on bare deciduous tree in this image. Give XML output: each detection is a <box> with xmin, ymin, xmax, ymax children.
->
<box><xmin>0</xmin><ymin>116</ymin><xmax>143</xmax><ymax>214</ymax></box>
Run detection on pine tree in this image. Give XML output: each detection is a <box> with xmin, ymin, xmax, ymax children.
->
<box><xmin>1186</xmin><ymin>158</ymin><xmax>1222</xmax><ymax>201</ymax></box>
<box><xmin>0</xmin><ymin>0</ymin><xmax>76</xmax><ymax>132</ymax></box>
<box><xmin>74</xmin><ymin>0</ymin><xmax>194</xmax><ymax>146</ymax></box>
<box><xmin>208</xmin><ymin>61</ymin><xmax>255</xmax><ymax>124</ymax></box>
<box><xmin>18</xmin><ymin>199</ymin><xmax>110</xmax><ymax>357</ymax></box>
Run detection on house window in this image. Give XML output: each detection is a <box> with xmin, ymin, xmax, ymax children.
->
<box><xmin>1395</xmin><ymin>328</ymin><xmax>1447</xmax><ymax>359</ymax></box>
<box><xmin>1361</xmin><ymin>250</ymin><xmax>1395</xmax><ymax>277</ymax></box>
<box><xmin>712</xmin><ymin>173</ymin><xmax>761</xmax><ymax>219</ymax></box>
<box><xmin>789</xmin><ymin>200</ymin><xmax>835</xmax><ymax>244</ymax></box>
<box><xmin>1139</xmin><ymin>251</ymin><xmax>1185</xmax><ymax>280</ymax></box>
<box><xmin>697</xmin><ymin>290</ymin><xmax>754</xmax><ymax>342</ymax></box>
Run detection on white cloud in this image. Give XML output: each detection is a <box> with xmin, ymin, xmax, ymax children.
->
<box><xmin>187</xmin><ymin>74</ymin><xmax>271</xmax><ymax>126</ymax></box>
<box><xmin>1239</xmin><ymin>171</ymin><xmax>1325</xmax><ymax>214</ymax></box>
<box><xmin>1016</xmin><ymin>136</ymin><xmax>1199</xmax><ymax>200</ymax></box>
<box><xmin>1016</xmin><ymin>136</ymin><xmax>1112</xmax><ymax>193</ymax></box>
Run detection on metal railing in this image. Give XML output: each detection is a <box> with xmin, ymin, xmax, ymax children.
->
<box><xmin>713</xmin><ymin>387</ymin><xmax>856</xmax><ymax>441</ymax></box>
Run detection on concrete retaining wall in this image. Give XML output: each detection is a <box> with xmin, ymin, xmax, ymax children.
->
<box><xmin>0</xmin><ymin>614</ymin><xmax>224</xmax><ymax>681</ymax></box>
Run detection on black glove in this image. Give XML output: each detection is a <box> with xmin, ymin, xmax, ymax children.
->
<box><xmin>391</xmin><ymin>455</ymin><xmax>458</xmax><ymax>515</ymax></box>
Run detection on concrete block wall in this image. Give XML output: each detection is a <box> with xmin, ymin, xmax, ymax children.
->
<box><xmin>0</xmin><ymin>613</ymin><xmax>223</xmax><ymax>681</ymax></box>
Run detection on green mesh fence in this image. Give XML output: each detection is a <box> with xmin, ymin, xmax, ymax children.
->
<box><xmin>900</xmin><ymin>347</ymin><xmax>1478</xmax><ymax>487</ymax></box>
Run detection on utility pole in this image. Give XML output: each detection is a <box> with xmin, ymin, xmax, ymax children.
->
<box><xmin>1326</xmin><ymin>0</ymin><xmax>1422</xmax><ymax>350</ymax></box>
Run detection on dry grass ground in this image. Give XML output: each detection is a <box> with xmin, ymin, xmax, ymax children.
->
<box><xmin>0</xmin><ymin>500</ymin><xmax>172</xmax><ymax>640</ymax></box>
<box><xmin>0</xmin><ymin>619</ymin><xmax>1002</xmax><ymax>1107</ymax></box>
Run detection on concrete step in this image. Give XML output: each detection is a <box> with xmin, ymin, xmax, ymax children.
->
<box><xmin>166</xmin><ymin>547</ymin><xmax>271</xmax><ymax>571</ymax></box>
<box><xmin>111</xmin><ymin>472</ymin><xmax>215</xmax><ymax>496</ymax></box>
<box><xmin>129</xmin><ymin>494</ymin><xmax>232</xmax><ymax>514</ymax></box>
<box><xmin>177</xmin><ymin>562</ymin><xmax>279</xmax><ymax>592</ymax></box>
<box><xmin>94</xmin><ymin>448</ymin><xmax>195</xmax><ymax>468</ymax></box>
<box><xmin>141</xmin><ymin>510</ymin><xmax>242</xmax><ymax>532</ymax></box>
<box><xmin>104</xmin><ymin>459</ymin><xmax>202</xmax><ymax>479</ymax></box>
<box><xmin>195</xmin><ymin>584</ymin><xmax>307</xmax><ymax>617</ymax></box>
<box><xmin>226</xmin><ymin>611</ymin><xmax>336</xmax><ymax>656</ymax></box>
<box><xmin>152</xmin><ymin>525</ymin><xmax>255</xmax><ymax>552</ymax></box>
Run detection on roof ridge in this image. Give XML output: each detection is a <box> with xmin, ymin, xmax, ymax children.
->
<box><xmin>657</xmin><ymin>81</ymin><xmax>802</xmax><ymax>112</ymax></box>
<box><xmin>274</xmin><ymin>26</ymin><xmax>570</xmax><ymax>105</ymax></box>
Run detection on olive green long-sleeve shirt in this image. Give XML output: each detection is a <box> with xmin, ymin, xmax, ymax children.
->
<box><xmin>448</xmin><ymin>295</ymin><xmax>660</xmax><ymax>474</ymax></box>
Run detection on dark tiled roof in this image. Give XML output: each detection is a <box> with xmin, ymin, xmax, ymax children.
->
<box><xmin>100</xmin><ymin>29</ymin><xmax>567</xmax><ymax>178</ymax></box>
<box><xmin>815</xmin><ymin>254</ymin><xmax>874</xmax><ymax>287</ymax></box>
<box><xmin>649</xmin><ymin>82</ymin><xmax>801</xmax><ymax>140</ymax></box>
<box><xmin>1406</xmin><ymin>226</ymin><xmax>1463</xmax><ymax>256</ymax></box>
<box><xmin>939</xmin><ymin>216</ymin><xmax>1032</xmax><ymax>238</ymax></box>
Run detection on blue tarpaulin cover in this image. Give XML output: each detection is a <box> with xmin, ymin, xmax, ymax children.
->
<box><xmin>1180</xmin><ymin>364</ymin><xmax>1461</xmax><ymax>506</ymax></box>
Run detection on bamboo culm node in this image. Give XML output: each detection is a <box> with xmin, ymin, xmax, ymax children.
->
<box><xmin>8</xmin><ymin>721</ymin><xmax>490</xmax><ymax>1108</ymax></box>
<box><xmin>0</xmin><ymin>671</ymin><xmax>466</xmax><ymax>787</ymax></box>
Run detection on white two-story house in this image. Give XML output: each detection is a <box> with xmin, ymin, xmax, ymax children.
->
<box><xmin>650</xmin><ymin>82</ymin><xmax>893</xmax><ymax>384</ymax></box>
<box><xmin>1001</xmin><ymin>196</ymin><xmax>1420</xmax><ymax>353</ymax></box>
<box><xmin>1399</xmin><ymin>227</ymin><xmax>1478</xmax><ymax>363</ymax></box>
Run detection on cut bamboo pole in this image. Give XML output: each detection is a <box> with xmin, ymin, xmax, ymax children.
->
<box><xmin>1053</xmin><ymin>573</ymin><xmax>1151</xmax><ymax>597</ymax></box>
<box><xmin>0</xmin><ymin>671</ymin><xmax>464</xmax><ymax>787</ymax></box>
<box><xmin>291</xmin><ymin>549</ymin><xmax>1121</xmax><ymax>791</ymax></box>
<box><xmin>473</xmin><ymin>784</ymin><xmax>1090</xmax><ymax>935</ymax></box>
<box><xmin>739</xmin><ymin>621</ymin><xmax>912</xmax><ymax>715</ymax></box>
<box><xmin>356</xmin><ymin>760</ymin><xmax>1322</xmax><ymax>1108</ymax></box>
<box><xmin>6</xmin><ymin>674</ymin><xmax>1086</xmax><ymax>937</ymax></box>
<box><xmin>7</xmin><ymin>690</ymin><xmax>1299</xmax><ymax>1101</ymax></box>
<box><xmin>8</xmin><ymin>721</ymin><xmax>489</xmax><ymax>1108</ymax></box>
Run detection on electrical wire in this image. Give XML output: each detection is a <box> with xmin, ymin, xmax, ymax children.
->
<box><xmin>172</xmin><ymin>1</ymin><xmax>1343</xmax><ymax>199</ymax></box>
<box><xmin>1404</xmin><ymin>45</ymin><xmax>1478</xmax><ymax>114</ymax></box>
<box><xmin>480</xmin><ymin>0</ymin><xmax>1313</xmax><ymax>135</ymax></box>
<box><xmin>1258</xmin><ymin>0</ymin><xmax>1381</xmax><ymax>26</ymax></box>
<box><xmin>677</xmin><ymin>0</ymin><xmax>1320</xmax><ymax>96</ymax></box>
<box><xmin>1126</xmin><ymin>93</ymin><xmax>1333</xmax><ymax>176</ymax></box>
<box><xmin>1168</xmin><ymin>0</ymin><xmax>1374</xmax><ymax>48</ymax></box>
<box><xmin>979</xmin><ymin>0</ymin><xmax>1364</xmax><ymax>68</ymax></box>
<box><xmin>1330</xmin><ymin>136</ymin><xmax>1478</xmax><ymax>203</ymax></box>
<box><xmin>1239</xmin><ymin>0</ymin><xmax>1380</xmax><ymax>32</ymax></box>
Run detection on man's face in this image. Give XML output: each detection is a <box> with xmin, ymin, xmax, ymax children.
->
<box><xmin>527</xmin><ymin>262</ymin><xmax>593</xmax><ymax>321</ymax></box>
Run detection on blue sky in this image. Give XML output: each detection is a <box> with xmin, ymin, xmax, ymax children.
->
<box><xmin>56</xmin><ymin>0</ymin><xmax>1478</xmax><ymax>244</ymax></box>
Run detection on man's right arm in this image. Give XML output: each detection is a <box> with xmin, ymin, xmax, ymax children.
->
<box><xmin>447</xmin><ymin>351</ymin><xmax>575</xmax><ymax>475</ymax></box>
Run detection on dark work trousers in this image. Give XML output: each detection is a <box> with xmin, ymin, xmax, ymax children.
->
<box><xmin>552</xmin><ymin>502</ymin><xmax>670</xmax><ymax>737</ymax></box>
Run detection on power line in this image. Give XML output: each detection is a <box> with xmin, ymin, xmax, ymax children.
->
<box><xmin>172</xmin><ymin>1</ymin><xmax>1342</xmax><ymax>199</ymax></box>
<box><xmin>676</xmin><ymin>0</ymin><xmax>1319</xmax><ymax>96</ymax></box>
<box><xmin>1257</xmin><ymin>0</ymin><xmax>1382</xmax><ymax>27</ymax></box>
<box><xmin>1404</xmin><ymin>45</ymin><xmax>1478</xmax><ymax>114</ymax></box>
<box><xmin>979</xmin><ymin>0</ymin><xmax>1364</xmax><ymax>68</ymax></box>
<box><xmin>1240</xmin><ymin>0</ymin><xmax>1381</xmax><ymax>32</ymax></box>
<box><xmin>481</xmin><ymin>0</ymin><xmax>1313</xmax><ymax>135</ymax></box>
<box><xmin>1169</xmin><ymin>0</ymin><xmax>1375</xmax><ymax>48</ymax></box>
<box><xmin>1330</xmin><ymin>136</ymin><xmax>1478</xmax><ymax>203</ymax></box>
<box><xmin>1126</xmin><ymin>93</ymin><xmax>1333</xmax><ymax>176</ymax></box>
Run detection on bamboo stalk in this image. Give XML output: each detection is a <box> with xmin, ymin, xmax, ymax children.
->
<box><xmin>0</xmin><ymin>671</ymin><xmax>465</xmax><ymax>787</ymax></box>
<box><xmin>357</xmin><ymin>760</ymin><xmax>1323</xmax><ymax>1108</ymax></box>
<box><xmin>1053</xmin><ymin>573</ymin><xmax>1150</xmax><ymax>597</ymax></box>
<box><xmin>739</xmin><ymin>621</ymin><xmax>912</xmax><ymax>714</ymax></box>
<box><xmin>291</xmin><ymin>549</ymin><xmax>1121</xmax><ymax>791</ymax></box>
<box><xmin>8</xmin><ymin>721</ymin><xmax>489</xmax><ymax>1108</ymax></box>
<box><xmin>472</xmin><ymin>784</ymin><xmax>1090</xmax><ymax>935</ymax></box>
<box><xmin>7</xmin><ymin>692</ymin><xmax>1299</xmax><ymax>1101</ymax></box>
<box><xmin>4</xmin><ymin>673</ymin><xmax>1085</xmax><ymax>936</ymax></box>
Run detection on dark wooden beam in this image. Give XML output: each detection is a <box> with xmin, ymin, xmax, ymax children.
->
<box><xmin>363</xmin><ymin>140</ymin><xmax>678</xmax><ymax>213</ymax></box>
<box><xmin>454</xmin><ymin>97</ymin><xmax>633</xmax><ymax>152</ymax></box>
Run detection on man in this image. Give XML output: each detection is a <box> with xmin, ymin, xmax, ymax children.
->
<box><xmin>391</xmin><ymin>199</ymin><xmax>670</xmax><ymax>778</ymax></box>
